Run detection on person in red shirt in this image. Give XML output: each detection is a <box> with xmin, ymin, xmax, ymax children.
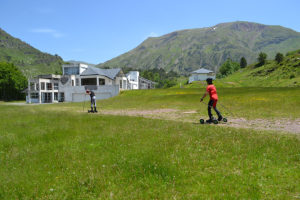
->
<box><xmin>200</xmin><ymin>78</ymin><xmax>223</xmax><ymax>123</ymax></box>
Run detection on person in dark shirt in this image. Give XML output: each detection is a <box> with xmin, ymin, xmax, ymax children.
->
<box><xmin>86</xmin><ymin>89</ymin><xmax>97</xmax><ymax>113</ymax></box>
<box><xmin>200</xmin><ymin>78</ymin><xmax>222</xmax><ymax>123</ymax></box>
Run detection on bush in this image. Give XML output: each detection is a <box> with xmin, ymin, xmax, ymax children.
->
<box><xmin>0</xmin><ymin>62</ymin><xmax>27</xmax><ymax>101</ymax></box>
<box><xmin>217</xmin><ymin>59</ymin><xmax>240</xmax><ymax>77</ymax></box>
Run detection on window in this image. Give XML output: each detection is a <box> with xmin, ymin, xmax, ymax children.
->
<box><xmin>72</xmin><ymin>80</ymin><xmax>74</xmax><ymax>86</ymax></box>
<box><xmin>36</xmin><ymin>83</ymin><xmax>39</xmax><ymax>91</ymax></box>
<box><xmin>47</xmin><ymin>83</ymin><xmax>52</xmax><ymax>90</ymax></box>
<box><xmin>54</xmin><ymin>92</ymin><xmax>58</xmax><ymax>101</ymax></box>
<box><xmin>64</xmin><ymin>67</ymin><xmax>79</xmax><ymax>75</ymax></box>
<box><xmin>81</xmin><ymin>78</ymin><xmax>97</xmax><ymax>85</ymax></box>
<box><xmin>30</xmin><ymin>82</ymin><xmax>35</xmax><ymax>90</ymax></box>
<box><xmin>119</xmin><ymin>80</ymin><xmax>122</xmax><ymax>89</ymax></box>
<box><xmin>99</xmin><ymin>78</ymin><xmax>105</xmax><ymax>85</ymax></box>
<box><xmin>59</xmin><ymin>93</ymin><xmax>64</xmax><ymax>102</ymax></box>
<box><xmin>30</xmin><ymin>93</ymin><xmax>39</xmax><ymax>99</ymax></box>
<box><xmin>76</xmin><ymin>78</ymin><xmax>79</xmax><ymax>86</ymax></box>
<box><xmin>123</xmin><ymin>80</ymin><xmax>126</xmax><ymax>89</ymax></box>
<box><xmin>41</xmin><ymin>82</ymin><xmax>45</xmax><ymax>90</ymax></box>
<box><xmin>54</xmin><ymin>83</ymin><xmax>59</xmax><ymax>90</ymax></box>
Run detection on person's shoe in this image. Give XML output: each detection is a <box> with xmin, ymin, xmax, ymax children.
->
<box><xmin>218</xmin><ymin>116</ymin><xmax>223</xmax><ymax>121</ymax></box>
<box><xmin>94</xmin><ymin>108</ymin><xmax>98</xmax><ymax>113</ymax></box>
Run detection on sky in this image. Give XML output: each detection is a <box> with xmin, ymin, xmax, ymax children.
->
<box><xmin>1</xmin><ymin>0</ymin><xmax>300</xmax><ymax>64</ymax></box>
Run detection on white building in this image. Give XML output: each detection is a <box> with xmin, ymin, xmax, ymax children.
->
<box><xmin>126</xmin><ymin>71</ymin><xmax>139</xmax><ymax>90</ymax></box>
<box><xmin>26</xmin><ymin>62</ymin><xmax>128</xmax><ymax>103</ymax></box>
<box><xmin>126</xmin><ymin>71</ymin><xmax>156</xmax><ymax>90</ymax></box>
<box><xmin>188</xmin><ymin>68</ymin><xmax>216</xmax><ymax>83</ymax></box>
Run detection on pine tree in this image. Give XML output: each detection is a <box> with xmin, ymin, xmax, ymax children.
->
<box><xmin>240</xmin><ymin>57</ymin><xmax>247</xmax><ymax>68</ymax></box>
<box><xmin>275</xmin><ymin>52</ymin><xmax>284</xmax><ymax>63</ymax></box>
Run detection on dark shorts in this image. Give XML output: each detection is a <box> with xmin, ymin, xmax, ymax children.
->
<box><xmin>208</xmin><ymin>99</ymin><xmax>218</xmax><ymax>108</ymax></box>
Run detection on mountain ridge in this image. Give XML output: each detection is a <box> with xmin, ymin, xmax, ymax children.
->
<box><xmin>0</xmin><ymin>28</ymin><xmax>63</xmax><ymax>78</ymax></box>
<box><xmin>97</xmin><ymin>21</ymin><xmax>300</xmax><ymax>75</ymax></box>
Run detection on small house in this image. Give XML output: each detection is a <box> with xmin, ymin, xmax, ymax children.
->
<box><xmin>188</xmin><ymin>68</ymin><xmax>216</xmax><ymax>83</ymax></box>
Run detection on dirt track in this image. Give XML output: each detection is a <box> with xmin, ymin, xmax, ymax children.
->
<box><xmin>100</xmin><ymin>109</ymin><xmax>300</xmax><ymax>134</ymax></box>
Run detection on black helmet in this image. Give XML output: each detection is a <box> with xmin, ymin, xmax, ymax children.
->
<box><xmin>206</xmin><ymin>78</ymin><xmax>213</xmax><ymax>84</ymax></box>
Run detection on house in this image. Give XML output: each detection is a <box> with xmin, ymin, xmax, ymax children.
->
<box><xmin>26</xmin><ymin>74</ymin><xmax>62</xmax><ymax>103</ymax></box>
<box><xmin>26</xmin><ymin>62</ymin><xmax>128</xmax><ymax>103</ymax></box>
<box><xmin>188</xmin><ymin>68</ymin><xmax>216</xmax><ymax>83</ymax></box>
<box><xmin>126</xmin><ymin>71</ymin><xmax>156</xmax><ymax>90</ymax></box>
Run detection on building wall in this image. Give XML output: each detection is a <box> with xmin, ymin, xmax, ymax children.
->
<box><xmin>189</xmin><ymin>74</ymin><xmax>216</xmax><ymax>83</ymax></box>
<box><xmin>58</xmin><ymin>76</ymin><xmax>119</xmax><ymax>102</ymax></box>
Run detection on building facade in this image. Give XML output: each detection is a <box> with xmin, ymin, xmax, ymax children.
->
<box><xmin>27</xmin><ymin>62</ymin><xmax>127</xmax><ymax>103</ymax></box>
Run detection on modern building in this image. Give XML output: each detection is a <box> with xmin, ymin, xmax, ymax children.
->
<box><xmin>126</xmin><ymin>71</ymin><xmax>156</xmax><ymax>90</ymax></box>
<box><xmin>26</xmin><ymin>62</ymin><xmax>128</xmax><ymax>103</ymax></box>
<box><xmin>188</xmin><ymin>68</ymin><xmax>216</xmax><ymax>83</ymax></box>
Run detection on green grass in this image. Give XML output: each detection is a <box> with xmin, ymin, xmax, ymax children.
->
<box><xmin>0</xmin><ymin>104</ymin><xmax>300</xmax><ymax>199</ymax></box>
<box><xmin>96</xmin><ymin>87</ymin><xmax>300</xmax><ymax>119</ymax></box>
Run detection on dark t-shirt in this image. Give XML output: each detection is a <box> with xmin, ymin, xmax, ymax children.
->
<box><xmin>90</xmin><ymin>91</ymin><xmax>95</xmax><ymax>98</ymax></box>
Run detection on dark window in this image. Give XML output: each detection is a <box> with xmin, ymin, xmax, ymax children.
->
<box><xmin>47</xmin><ymin>83</ymin><xmax>52</xmax><ymax>90</ymax></box>
<box><xmin>81</xmin><ymin>78</ymin><xmax>97</xmax><ymax>85</ymax></box>
<box><xmin>54</xmin><ymin>92</ymin><xmax>58</xmax><ymax>101</ymax></box>
<box><xmin>64</xmin><ymin>67</ymin><xmax>79</xmax><ymax>75</ymax></box>
<box><xmin>72</xmin><ymin>80</ymin><xmax>74</xmax><ymax>86</ymax></box>
<box><xmin>30</xmin><ymin>93</ymin><xmax>39</xmax><ymax>99</ymax></box>
<box><xmin>59</xmin><ymin>93</ymin><xmax>64</xmax><ymax>102</ymax></box>
<box><xmin>41</xmin><ymin>82</ymin><xmax>45</xmax><ymax>90</ymax></box>
<box><xmin>99</xmin><ymin>78</ymin><xmax>105</xmax><ymax>85</ymax></box>
<box><xmin>119</xmin><ymin>80</ymin><xmax>122</xmax><ymax>88</ymax></box>
<box><xmin>54</xmin><ymin>83</ymin><xmax>59</xmax><ymax>90</ymax></box>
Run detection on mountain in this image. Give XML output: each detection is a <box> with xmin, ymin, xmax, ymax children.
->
<box><xmin>97</xmin><ymin>21</ymin><xmax>300</xmax><ymax>75</ymax></box>
<box><xmin>0</xmin><ymin>28</ymin><xmax>63</xmax><ymax>78</ymax></box>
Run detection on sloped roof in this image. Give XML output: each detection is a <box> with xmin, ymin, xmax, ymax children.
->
<box><xmin>191</xmin><ymin>68</ymin><xmax>214</xmax><ymax>74</ymax></box>
<box><xmin>80</xmin><ymin>66</ymin><xmax>122</xmax><ymax>79</ymax></box>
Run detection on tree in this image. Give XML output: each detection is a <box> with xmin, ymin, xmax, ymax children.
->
<box><xmin>275</xmin><ymin>52</ymin><xmax>284</xmax><ymax>63</ymax></box>
<box><xmin>217</xmin><ymin>59</ymin><xmax>240</xmax><ymax>78</ymax></box>
<box><xmin>240</xmin><ymin>57</ymin><xmax>247</xmax><ymax>68</ymax></box>
<box><xmin>257</xmin><ymin>52</ymin><xmax>267</xmax><ymax>67</ymax></box>
<box><xmin>0</xmin><ymin>62</ymin><xmax>27</xmax><ymax>101</ymax></box>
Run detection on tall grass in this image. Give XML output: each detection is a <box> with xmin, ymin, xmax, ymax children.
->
<box><xmin>0</xmin><ymin>104</ymin><xmax>299</xmax><ymax>199</ymax></box>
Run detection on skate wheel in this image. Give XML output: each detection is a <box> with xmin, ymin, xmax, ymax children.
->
<box><xmin>213</xmin><ymin>120</ymin><xmax>218</xmax><ymax>124</ymax></box>
<box><xmin>200</xmin><ymin>119</ymin><xmax>205</xmax><ymax>124</ymax></box>
<box><xmin>223</xmin><ymin>118</ymin><xmax>227</xmax><ymax>122</ymax></box>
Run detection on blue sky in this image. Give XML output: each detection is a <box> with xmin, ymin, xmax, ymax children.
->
<box><xmin>1</xmin><ymin>0</ymin><xmax>300</xmax><ymax>64</ymax></box>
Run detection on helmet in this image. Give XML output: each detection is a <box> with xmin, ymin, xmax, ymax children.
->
<box><xmin>206</xmin><ymin>78</ymin><xmax>213</xmax><ymax>84</ymax></box>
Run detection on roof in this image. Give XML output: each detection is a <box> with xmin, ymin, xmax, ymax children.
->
<box><xmin>191</xmin><ymin>68</ymin><xmax>214</xmax><ymax>74</ymax></box>
<box><xmin>80</xmin><ymin>66</ymin><xmax>122</xmax><ymax>79</ymax></box>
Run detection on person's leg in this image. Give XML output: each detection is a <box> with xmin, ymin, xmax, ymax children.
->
<box><xmin>213</xmin><ymin>100</ymin><xmax>222</xmax><ymax>120</ymax></box>
<box><xmin>90</xmin><ymin>99</ymin><xmax>94</xmax><ymax>112</ymax></box>
<box><xmin>207</xmin><ymin>100</ymin><xmax>213</xmax><ymax>122</ymax></box>
<box><xmin>94</xmin><ymin>97</ymin><xmax>97</xmax><ymax>112</ymax></box>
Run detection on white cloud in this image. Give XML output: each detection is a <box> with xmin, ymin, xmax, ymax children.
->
<box><xmin>148</xmin><ymin>32</ymin><xmax>159</xmax><ymax>37</ymax></box>
<box><xmin>30</xmin><ymin>28</ymin><xmax>65</xmax><ymax>38</ymax></box>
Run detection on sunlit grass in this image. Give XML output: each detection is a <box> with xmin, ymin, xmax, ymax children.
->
<box><xmin>1</xmin><ymin>87</ymin><xmax>300</xmax><ymax>199</ymax></box>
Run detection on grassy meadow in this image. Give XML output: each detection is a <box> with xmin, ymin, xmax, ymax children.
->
<box><xmin>0</xmin><ymin>87</ymin><xmax>300</xmax><ymax>199</ymax></box>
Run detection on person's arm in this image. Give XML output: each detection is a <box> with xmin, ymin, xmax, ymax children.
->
<box><xmin>200</xmin><ymin>91</ymin><xmax>209</xmax><ymax>102</ymax></box>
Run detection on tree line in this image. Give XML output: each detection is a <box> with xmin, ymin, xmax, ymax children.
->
<box><xmin>217</xmin><ymin>52</ymin><xmax>285</xmax><ymax>78</ymax></box>
<box><xmin>0</xmin><ymin>62</ymin><xmax>27</xmax><ymax>101</ymax></box>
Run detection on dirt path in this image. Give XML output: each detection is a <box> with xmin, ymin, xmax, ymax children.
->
<box><xmin>99</xmin><ymin>109</ymin><xmax>300</xmax><ymax>134</ymax></box>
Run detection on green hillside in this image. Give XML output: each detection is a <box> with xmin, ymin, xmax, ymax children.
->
<box><xmin>182</xmin><ymin>49</ymin><xmax>300</xmax><ymax>88</ymax></box>
<box><xmin>0</xmin><ymin>28</ymin><xmax>63</xmax><ymax>78</ymax></box>
<box><xmin>98</xmin><ymin>21</ymin><xmax>300</xmax><ymax>75</ymax></box>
